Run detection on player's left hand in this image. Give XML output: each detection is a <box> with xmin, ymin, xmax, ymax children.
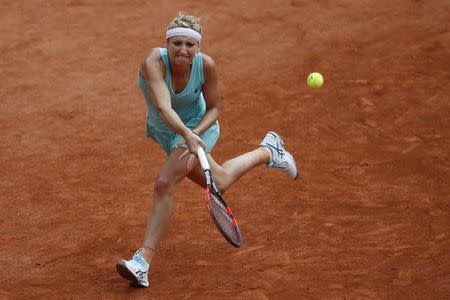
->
<box><xmin>177</xmin><ymin>131</ymin><xmax>205</xmax><ymax>171</ymax></box>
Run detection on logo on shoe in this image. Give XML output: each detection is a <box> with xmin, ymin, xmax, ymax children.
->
<box><xmin>267</xmin><ymin>143</ymin><xmax>285</xmax><ymax>158</ymax></box>
<box><xmin>136</xmin><ymin>270</ymin><xmax>148</xmax><ymax>280</ymax></box>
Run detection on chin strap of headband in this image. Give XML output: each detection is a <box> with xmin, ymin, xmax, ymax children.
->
<box><xmin>166</xmin><ymin>27</ymin><xmax>201</xmax><ymax>43</ymax></box>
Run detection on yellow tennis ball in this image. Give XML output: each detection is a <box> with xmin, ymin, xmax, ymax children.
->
<box><xmin>307</xmin><ymin>72</ymin><xmax>324</xmax><ymax>88</ymax></box>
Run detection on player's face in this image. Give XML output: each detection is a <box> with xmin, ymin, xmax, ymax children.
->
<box><xmin>167</xmin><ymin>36</ymin><xmax>199</xmax><ymax>66</ymax></box>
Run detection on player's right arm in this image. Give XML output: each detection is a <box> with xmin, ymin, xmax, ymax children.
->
<box><xmin>140</xmin><ymin>48</ymin><xmax>204</xmax><ymax>152</ymax></box>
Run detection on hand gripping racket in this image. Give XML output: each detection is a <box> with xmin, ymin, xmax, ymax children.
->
<box><xmin>197</xmin><ymin>147</ymin><xmax>243</xmax><ymax>247</ymax></box>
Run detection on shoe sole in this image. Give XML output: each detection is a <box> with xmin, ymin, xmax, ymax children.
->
<box><xmin>116</xmin><ymin>260</ymin><xmax>148</xmax><ymax>287</ymax></box>
<box><xmin>116</xmin><ymin>260</ymin><xmax>137</xmax><ymax>281</ymax></box>
<box><xmin>288</xmin><ymin>152</ymin><xmax>300</xmax><ymax>180</ymax></box>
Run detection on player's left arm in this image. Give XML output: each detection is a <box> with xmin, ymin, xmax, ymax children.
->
<box><xmin>193</xmin><ymin>54</ymin><xmax>221</xmax><ymax>135</ymax></box>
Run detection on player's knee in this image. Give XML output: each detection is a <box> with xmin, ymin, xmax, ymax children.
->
<box><xmin>154</xmin><ymin>177</ymin><xmax>172</xmax><ymax>197</ymax></box>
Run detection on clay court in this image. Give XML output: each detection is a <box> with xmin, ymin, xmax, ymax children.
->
<box><xmin>1</xmin><ymin>0</ymin><xmax>449</xmax><ymax>298</ymax></box>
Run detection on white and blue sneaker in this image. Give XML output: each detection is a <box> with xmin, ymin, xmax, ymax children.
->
<box><xmin>260</xmin><ymin>131</ymin><xmax>299</xmax><ymax>180</ymax></box>
<box><xmin>116</xmin><ymin>248</ymin><xmax>149</xmax><ymax>287</ymax></box>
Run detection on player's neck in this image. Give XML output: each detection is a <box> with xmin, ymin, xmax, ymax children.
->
<box><xmin>171</xmin><ymin>63</ymin><xmax>191</xmax><ymax>76</ymax></box>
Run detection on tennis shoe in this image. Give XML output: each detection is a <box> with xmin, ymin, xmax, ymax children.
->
<box><xmin>260</xmin><ymin>131</ymin><xmax>299</xmax><ymax>180</ymax></box>
<box><xmin>116</xmin><ymin>248</ymin><xmax>149</xmax><ymax>287</ymax></box>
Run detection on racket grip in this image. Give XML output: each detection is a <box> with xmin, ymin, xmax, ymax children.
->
<box><xmin>197</xmin><ymin>147</ymin><xmax>210</xmax><ymax>171</ymax></box>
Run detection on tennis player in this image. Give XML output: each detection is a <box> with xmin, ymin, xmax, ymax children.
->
<box><xmin>116</xmin><ymin>12</ymin><xmax>298</xmax><ymax>287</ymax></box>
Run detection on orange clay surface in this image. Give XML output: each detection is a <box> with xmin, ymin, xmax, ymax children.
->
<box><xmin>1</xmin><ymin>0</ymin><xmax>449</xmax><ymax>298</ymax></box>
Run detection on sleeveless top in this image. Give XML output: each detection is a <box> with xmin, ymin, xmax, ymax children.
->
<box><xmin>140</xmin><ymin>47</ymin><xmax>207</xmax><ymax>136</ymax></box>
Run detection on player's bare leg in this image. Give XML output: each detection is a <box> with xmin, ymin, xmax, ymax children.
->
<box><xmin>187</xmin><ymin>131</ymin><xmax>298</xmax><ymax>192</ymax></box>
<box><xmin>116</xmin><ymin>148</ymin><xmax>192</xmax><ymax>287</ymax></box>
<box><xmin>187</xmin><ymin>147</ymin><xmax>270</xmax><ymax>192</ymax></box>
<box><xmin>141</xmin><ymin>147</ymin><xmax>192</xmax><ymax>263</ymax></box>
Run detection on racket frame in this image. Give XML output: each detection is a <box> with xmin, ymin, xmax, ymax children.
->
<box><xmin>197</xmin><ymin>147</ymin><xmax>243</xmax><ymax>247</ymax></box>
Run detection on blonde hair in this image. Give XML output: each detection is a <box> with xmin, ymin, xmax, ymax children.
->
<box><xmin>167</xmin><ymin>12</ymin><xmax>202</xmax><ymax>34</ymax></box>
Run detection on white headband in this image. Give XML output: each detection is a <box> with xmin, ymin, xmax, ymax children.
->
<box><xmin>166</xmin><ymin>28</ymin><xmax>201</xmax><ymax>43</ymax></box>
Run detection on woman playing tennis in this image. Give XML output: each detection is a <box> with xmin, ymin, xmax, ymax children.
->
<box><xmin>116</xmin><ymin>12</ymin><xmax>298</xmax><ymax>287</ymax></box>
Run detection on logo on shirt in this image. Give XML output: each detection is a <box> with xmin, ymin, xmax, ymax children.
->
<box><xmin>194</xmin><ymin>84</ymin><xmax>202</xmax><ymax>94</ymax></box>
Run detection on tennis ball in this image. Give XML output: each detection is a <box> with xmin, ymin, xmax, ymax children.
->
<box><xmin>307</xmin><ymin>72</ymin><xmax>324</xmax><ymax>88</ymax></box>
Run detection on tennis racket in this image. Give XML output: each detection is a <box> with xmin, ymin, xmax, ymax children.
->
<box><xmin>197</xmin><ymin>147</ymin><xmax>243</xmax><ymax>247</ymax></box>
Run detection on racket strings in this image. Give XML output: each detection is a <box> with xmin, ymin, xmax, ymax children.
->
<box><xmin>207</xmin><ymin>191</ymin><xmax>241</xmax><ymax>245</ymax></box>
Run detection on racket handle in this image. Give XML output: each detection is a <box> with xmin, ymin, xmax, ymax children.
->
<box><xmin>197</xmin><ymin>147</ymin><xmax>210</xmax><ymax>171</ymax></box>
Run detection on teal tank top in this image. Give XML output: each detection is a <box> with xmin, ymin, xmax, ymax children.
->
<box><xmin>139</xmin><ymin>48</ymin><xmax>207</xmax><ymax>135</ymax></box>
